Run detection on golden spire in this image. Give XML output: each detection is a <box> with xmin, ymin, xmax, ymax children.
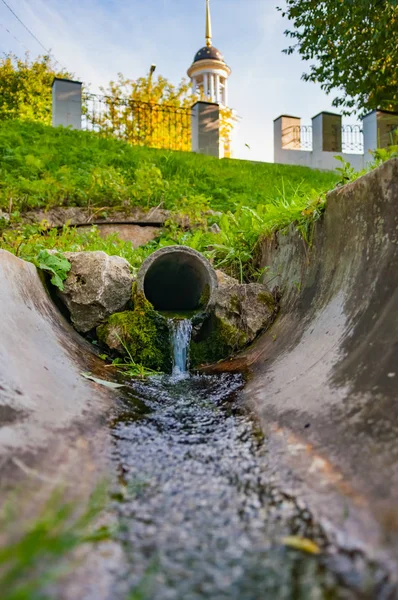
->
<box><xmin>205</xmin><ymin>0</ymin><xmax>212</xmax><ymax>47</ymax></box>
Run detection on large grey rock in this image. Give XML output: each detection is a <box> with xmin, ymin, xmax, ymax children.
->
<box><xmin>58</xmin><ymin>251</ymin><xmax>133</xmax><ymax>332</ymax></box>
<box><xmin>214</xmin><ymin>281</ymin><xmax>277</xmax><ymax>345</ymax></box>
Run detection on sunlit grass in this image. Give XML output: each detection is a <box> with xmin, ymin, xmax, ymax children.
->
<box><xmin>3</xmin><ymin>119</ymin><xmax>390</xmax><ymax>282</ymax></box>
<box><xmin>0</xmin><ymin>120</ymin><xmax>338</xmax><ymax>213</ymax></box>
<box><xmin>0</xmin><ymin>484</ymin><xmax>111</xmax><ymax>600</ymax></box>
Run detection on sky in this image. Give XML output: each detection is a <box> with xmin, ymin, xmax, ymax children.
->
<box><xmin>0</xmin><ymin>0</ymin><xmax>352</xmax><ymax>162</ymax></box>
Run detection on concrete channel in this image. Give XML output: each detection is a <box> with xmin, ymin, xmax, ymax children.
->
<box><xmin>0</xmin><ymin>159</ymin><xmax>397</xmax><ymax>597</ymax></box>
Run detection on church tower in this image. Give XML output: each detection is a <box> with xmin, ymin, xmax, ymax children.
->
<box><xmin>187</xmin><ymin>0</ymin><xmax>231</xmax><ymax>106</ymax></box>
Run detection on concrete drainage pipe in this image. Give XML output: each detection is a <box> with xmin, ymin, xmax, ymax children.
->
<box><xmin>137</xmin><ymin>246</ymin><xmax>218</xmax><ymax>312</ymax></box>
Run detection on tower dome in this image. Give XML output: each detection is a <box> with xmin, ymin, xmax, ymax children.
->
<box><xmin>193</xmin><ymin>46</ymin><xmax>224</xmax><ymax>63</ymax></box>
<box><xmin>187</xmin><ymin>0</ymin><xmax>231</xmax><ymax>106</ymax></box>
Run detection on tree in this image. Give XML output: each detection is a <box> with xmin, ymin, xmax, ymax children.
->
<box><xmin>88</xmin><ymin>73</ymin><xmax>194</xmax><ymax>151</ymax></box>
<box><xmin>278</xmin><ymin>0</ymin><xmax>398</xmax><ymax>115</ymax></box>
<box><xmin>0</xmin><ymin>53</ymin><xmax>72</xmax><ymax>124</ymax></box>
<box><xmin>219</xmin><ymin>106</ymin><xmax>237</xmax><ymax>159</ymax></box>
<box><xmin>91</xmin><ymin>73</ymin><xmax>237</xmax><ymax>155</ymax></box>
<box><xmin>0</xmin><ymin>53</ymin><xmax>236</xmax><ymax>154</ymax></box>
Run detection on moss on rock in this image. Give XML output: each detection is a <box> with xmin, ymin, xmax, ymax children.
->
<box><xmin>190</xmin><ymin>282</ymin><xmax>278</xmax><ymax>368</ymax></box>
<box><xmin>199</xmin><ymin>284</ymin><xmax>210</xmax><ymax>308</ymax></box>
<box><xmin>257</xmin><ymin>291</ymin><xmax>276</xmax><ymax>311</ymax></box>
<box><xmin>190</xmin><ymin>315</ymin><xmax>247</xmax><ymax>368</ymax></box>
<box><xmin>97</xmin><ymin>291</ymin><xmax>171</xmax><ymax>372</ymax></box>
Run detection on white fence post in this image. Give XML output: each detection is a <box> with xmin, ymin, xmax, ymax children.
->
<box><xmin>273</xmin><ymin>115</ymin><xmax>301</xmax><ymax>163</ymax></box>
<box><xmin>362</xmin><ymin>110</ymin><xmax>398</xmax><ymax>166</ymax></box>
<box><xmin>191</xmin><ymin>101</ymin><xmax>222</xmax><ymax>158</ymax></box>
<box><xmin>312</xmin><ymin>112</ymin><xmax>342</xmax><ymax>153</ymax></box>
<box><xmin>52</xmin><ymin>77</ymin><xmax>82</xmax><ymax>130</ymax></box>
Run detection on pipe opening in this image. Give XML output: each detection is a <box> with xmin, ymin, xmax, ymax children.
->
<box><xmin>143</xmin><ymin>253</ymin><xmax>211</xmax><ymax>312</ymax></box>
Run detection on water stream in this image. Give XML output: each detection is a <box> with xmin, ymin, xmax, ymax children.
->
<box><xmin>107</xmin><ymin>319</ymin><xmax>378</xmax><ymax>599</ymax></box>
<box><xmin>168</xmin><ymin>318</ymin><xmax>193</xmax><ymax>377</ymax></box>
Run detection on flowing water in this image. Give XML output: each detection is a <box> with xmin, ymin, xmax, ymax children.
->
<box><xmin>168</xmin><ymin>318</ymin><xmax>193</xmax><ymax>378</ymax></box>
<box><xmin>108</xmin><ymin>319</ymin><xmax>382</xmax><ymax>599</ymax></box>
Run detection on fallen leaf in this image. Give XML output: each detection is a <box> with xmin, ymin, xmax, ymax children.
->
<box><xmin>281</xmin><ymin>536</ymin><xmax>320</xmax><ymax>555</ymax></box>
<box><xmin>81</xmin><ymin>372</ymin><xmax>124</xmax><ymax>389</ymax></box>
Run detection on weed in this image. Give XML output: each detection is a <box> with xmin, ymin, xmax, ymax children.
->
<box><xmin>35</xmin><ymin>249</ymin><xmax>71</xmax><ymax>291</ymax></box>
<box><xmin>334</xmin><ymin>156</ymin><xmax>366</xmax><ymax>187</ymax></box>
<box><xmin>0</xmin><ymin>223</ymin><xmax>154</xmax><ymax>275</ymax></box>
<box><xmin>0</xmin><ymin>484</ymin><xmax>110</xmax><ymax>600</ymax></box>
<box><xmin>111</xmin><ymin>334</ymin><xmax>160</xmax><ymax>378</ymax></box>
<box><xmin>293</xmin><ymin>281</ymin><xmax>302</xmax><ymax>292</ymax></box>
<box><xmin>371</xmin><ymin>130</ymin><xmax>398</xmax><ymax>165</ymax></box>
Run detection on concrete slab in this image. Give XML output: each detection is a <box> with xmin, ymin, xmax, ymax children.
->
<box><xmin>0</xmin><ymin>248</ymin><xmax>124</xmax><ymax>508</ymax></box>
<box><xmin>208</xmin><ymin>158</ymin><xmax>398</xmax><ymax>577</ymax></box>
<box><xmin>1</xmin><ymin>159</ymin><xmax>398</xmax><ymax>586</ymax></box>
<box><xmin>0</xmin><ymin>250</ymin><xmax>125</xmax><ymax>597</ymax></box>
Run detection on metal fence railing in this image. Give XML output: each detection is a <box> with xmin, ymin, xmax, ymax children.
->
<box><xmin>82</xmin><ymin>93</ymin><xmax>192</xmax><ymax>152</ymax></box>
<box><xmin>341</xmin><ymin>125</ymin><xmax>364</xmax><ymax>153</ymax></box>
<box><xmin>291</xmin><ymin>125</ymin><xmax>313</xmax><ymax>150</ymax></box>
<box><xmin>282</xmin><ymin>124</ymin><xmax>364</xmax><ymax>154</ymax></box>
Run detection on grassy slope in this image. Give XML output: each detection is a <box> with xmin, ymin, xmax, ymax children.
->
<box><xmin>0</xmin><ymin>120</ymin><xmax>343</xmax><ymax>281</ymax></box>
<box><xmin>0</xmin><ymin>120</ymin><xmax>338</xmax><ymax>213</ymax></box>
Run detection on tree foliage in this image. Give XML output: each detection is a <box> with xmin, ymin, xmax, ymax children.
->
<box><xmin>0</xmin><ymin>53</ymin><xmax>72</xmax><ymax>124</ymax></box>
<box><xmin>279</xmin><ymin>0</ymin><xmax>398</xmax><ymax>115</ymax></box>
<box><xmin>219</xmin><ymin>106</ymin><xmax>237</xmax><ymax>158</ymax></box>
<box><xmin>100</xmin><ymin>72</ymin><xmax>193</xmax><ymax>107</ymax></box>
<box><xmin>90</xmin><ymin>73</ymin><xmax>236</xmax><ymax>154</ymax></box>
<box><xmin>87</xmin><ymin>73</ymin><xmax>193</xmax><ymax>151</ymax></box>
<box><xmin>0</xmin><ymin>51</ymin><xmax>236</xmax><ymax>154</ymax></box>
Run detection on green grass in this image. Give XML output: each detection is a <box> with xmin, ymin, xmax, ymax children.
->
<box><xmin>0</xmin><ymin>188</ymin><xmax>327</xmax><ymax>283</ymax></box>
<box><xmin>0</xmin><ymin>119</ymin><xmax>342</xmax><ymax>281</ymax></box>
<box><xmin>0</xmin><ymin>482</ymin><xmax>155</xmax><ymax>599</ymax></box>
<box><xmin>0</xmin><ymin>120</ymin><xmax>338</xmax><ymax>213</ymax></box>
<box><xmin>0</xmin><ymin>484</ymin><xmax>110</xmax><ymax>600</ymax></box>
